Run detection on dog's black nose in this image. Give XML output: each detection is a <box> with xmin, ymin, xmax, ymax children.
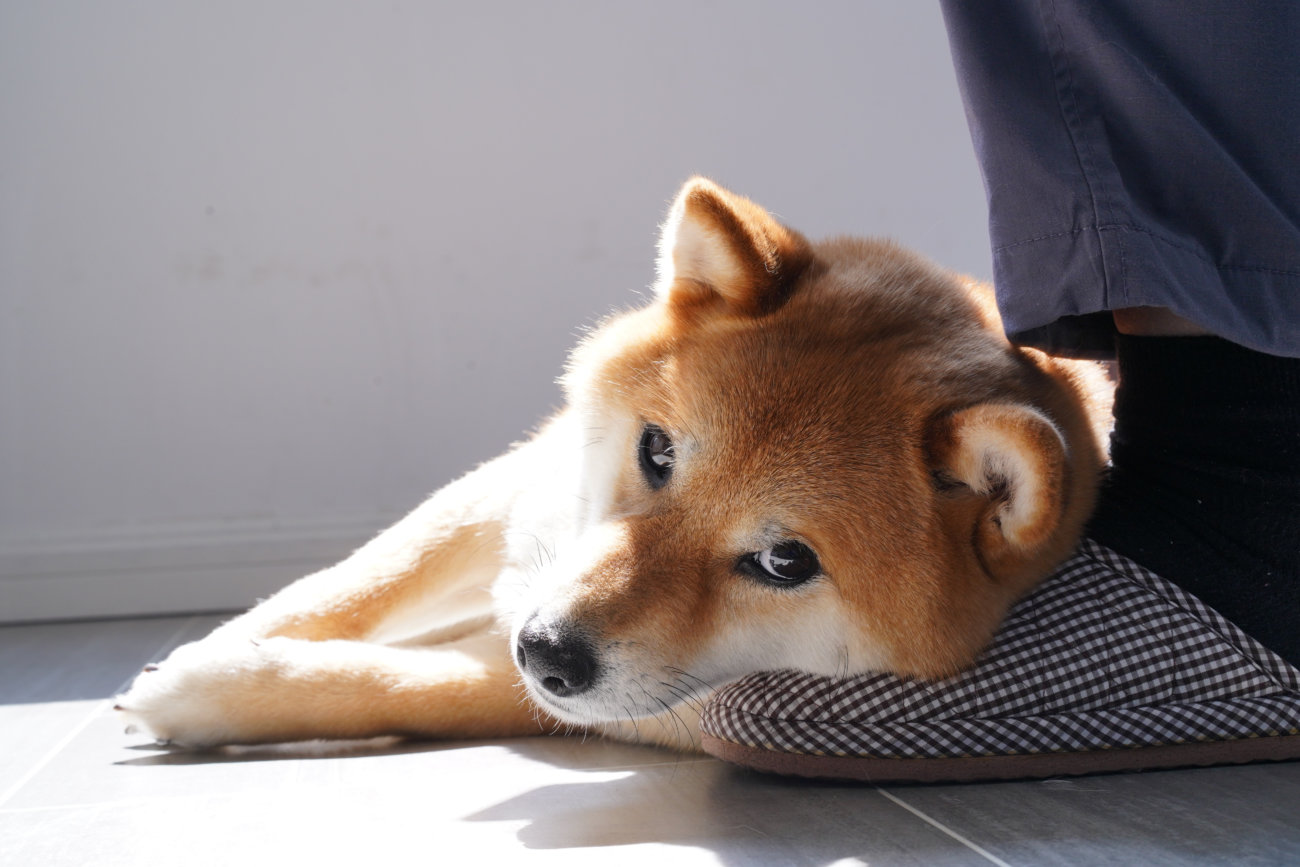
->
<box><xmin>515</xmin><ymin>615</ymin><xmax>597</xmax><ymax>698</ymax></box>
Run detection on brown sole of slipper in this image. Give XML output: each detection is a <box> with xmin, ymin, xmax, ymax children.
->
<box><xmin>702</xmin><ymin>732</ymin><xmax>1300</xmax><ymax>784</ymax></box>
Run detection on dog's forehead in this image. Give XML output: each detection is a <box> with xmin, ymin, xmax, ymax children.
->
<box><xmin>571</xmin><ymin>237</ymin><xmax>1004</xmax><ymax>448</ymax></box>
<box><xmin>671</xmin><ymin>287</ymin><xmax>956</xmax><ymax>425</ymax></box>
<box><xmin>676</xmin><ymin>326</ymin><xmax>904</xmax><ymax>424</ymax></box>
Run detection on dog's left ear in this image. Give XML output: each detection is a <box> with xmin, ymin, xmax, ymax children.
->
<box><xmin>927</xmin><ymin>403</ymin><xmax>1072</xmax><ymax>584</ymax></box>
<box><xmin>655</xmin><ymin>177</ymin><xmax>813</xmax><ymax>316</ymax></box>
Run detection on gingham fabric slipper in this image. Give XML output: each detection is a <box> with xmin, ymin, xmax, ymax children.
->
<box><xmin>701</xmin><ymin>539</ymin><xmax>1300</xmax><ymax>783</ymax></box>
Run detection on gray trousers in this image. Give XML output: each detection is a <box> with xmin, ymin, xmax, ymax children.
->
<box><xmin>940</xmin><ymin>1</ymin><xmax>1300</xmax><ymax>358</ymax></box>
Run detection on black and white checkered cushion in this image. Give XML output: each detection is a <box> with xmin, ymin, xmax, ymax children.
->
<box><xmin>701</xmin><ymin>540</ymin><xmax>1300</xmax><ymax>760</ymax></box>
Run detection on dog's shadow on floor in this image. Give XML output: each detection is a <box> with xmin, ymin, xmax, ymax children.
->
<box><xmin>114</xmin><ymin>735</ymin><xmax>461</xmax><ymax>766</ymax></box>
<box><xmin>461</xmin><ymin>742</ymin><xmax>947</xmax><ymax>864</ymax></box>
<box><xmin>111</xmin><ymin>732</ymin><xmax>682</xmax><ymax>768</ymax></box>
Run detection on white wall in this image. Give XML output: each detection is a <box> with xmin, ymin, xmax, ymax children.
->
<box><xmin>0</xmin><ymin>1</ymin><xmax>991</xmax><ymax>620</ymax></box>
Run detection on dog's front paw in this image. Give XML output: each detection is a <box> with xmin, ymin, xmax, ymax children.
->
<box><xmin>114</xmin><ymin>637</ymin><xmax>285</xmax><ymax>748</ymax></box>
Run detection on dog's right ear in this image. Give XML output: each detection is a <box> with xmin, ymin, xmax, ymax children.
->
<box><xmin>927</xmin><ymin>402</ymin><xmax>1075</xmax><ymax>588</ymax></box>
<box><xmin>655</xmin><ymin>177</ymin><xmax>813</xmax><ymax>317</ymax></box>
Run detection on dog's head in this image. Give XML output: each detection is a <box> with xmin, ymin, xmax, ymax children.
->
<box><xmin>512</xmin><ymin>178</ymin><xmax>1110</xmax><ymax>728</ymax></box>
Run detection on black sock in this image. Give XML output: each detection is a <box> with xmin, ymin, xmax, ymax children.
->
<box><xmin>1087</xmin><ymin>335</ymin><xmax>1300</xmax><ymax>667</ymax></box>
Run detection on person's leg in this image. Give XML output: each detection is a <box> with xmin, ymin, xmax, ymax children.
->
<box><xmin>1088</xmin><ymin>330</ymin><xmax>1300</xmax><ymax>664</ymax></box>
<box><xmin>940</xmin><ymin>0</ymin><xmax>1300</xmax><ymax>662</ymax></box>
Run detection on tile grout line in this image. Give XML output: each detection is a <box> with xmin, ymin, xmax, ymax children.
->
<box><xmin>876</xmin><ymin>788</ymin><xmax>1015</xmax><ymax>867</ymax></box>
<box><xmin>0</xmin><ymin>616</ymin><xmax>199</xmax><ymax>810</ymax></box>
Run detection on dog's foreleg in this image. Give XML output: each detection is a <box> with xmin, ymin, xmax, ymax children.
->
<box><xmin>116</xmin><ymin>628</ymin><xmax>555</xmax><ymax>747</ymax></box>
<box><xmin>117</xmin><ymin>421</ymin><xmax>574</xmax><ymax>745</ymax></box>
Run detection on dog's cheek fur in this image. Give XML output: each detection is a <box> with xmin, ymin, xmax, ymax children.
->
<box><xmin>695</xmin><ymin>581</ymin><xmax>877</xmax><ymax>680</ymax></box>
<box><xmin>568</xmin><ymin>513</ymin><xmax>723</xmax><ymax>661</ymax></box>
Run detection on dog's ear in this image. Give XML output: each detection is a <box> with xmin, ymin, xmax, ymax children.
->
<box><xmin>927</xmin><ymin>403</ymin><xmax>1072</xmax><ymax>584</ymax></box>
<box><xmin>655</xmin><ymin>177</ymin><xmax>813</xmax><ymax>316</ymax></box>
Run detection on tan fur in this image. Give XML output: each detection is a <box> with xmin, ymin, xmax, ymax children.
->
<box><xmin>117</xmin><ymin>178</ymin><xmax>1111</xmax><ymax>751</ymax></box>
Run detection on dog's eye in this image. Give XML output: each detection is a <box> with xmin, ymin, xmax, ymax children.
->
<box><xmin>739</xmin><ymin>540</ymin><xmax>821</xmax><ymax>587</ymax></box>
<box><xmin>638</xmin><ymin>424</ymin><xmax>674</xmax><ymax>488</ymax></box>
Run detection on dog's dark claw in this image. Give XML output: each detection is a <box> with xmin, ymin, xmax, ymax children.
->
<box><xmin>143</xmin><ymin>664</ymin><xmax>159</xmax><ymax>673</ymax></box>
<box><xmin>113</xmin><ymin>704</ymin><xmax>124</xmax><ymax>711</ymax></box>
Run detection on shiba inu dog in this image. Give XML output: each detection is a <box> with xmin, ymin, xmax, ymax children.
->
<box><xmin>116</xmin><ymin>179</ymin><xmax>1111</xmax><ymax>751</ymax></box>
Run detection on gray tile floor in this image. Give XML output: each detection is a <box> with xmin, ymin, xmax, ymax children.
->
<box><xmin>2</xmin><ymin>616</ymin><xmax>1299</xmax><ymax>866</ymax></box>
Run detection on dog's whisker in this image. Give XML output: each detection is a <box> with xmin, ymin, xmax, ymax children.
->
<box><xmin>662</xmin><ymin>670</ymin><xmax>714</xmax><ymax>712</ymax></box>
<box><xmin>652</xmin><ymin>695</ymin><xmax>690</xmax><ymax>747</ymax></box>
<box><xmin>622</xmin><ymin>701</ymin><xmax>643</xmax><ymax>742</ymax></box>
<box><xmin>658</xmin><ymin>681</ymin><xmax>707</xmax><ymax>716</ymax></box>
<box><xmin>665</xmin><ymin>666</ymin><xmax>714</xmax><ymax>694</ymax></box>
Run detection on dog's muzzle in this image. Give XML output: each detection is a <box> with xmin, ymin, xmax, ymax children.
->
<box><xmin>515</xmin><ymin>615</ymin><xmax>598</xmax><ymax>698</ymax></box>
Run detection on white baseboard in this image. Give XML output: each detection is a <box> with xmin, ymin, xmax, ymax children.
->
<box><xmin>0</xmin><ymin>519</ymin><xmax>390</xmax><ymax>622</ymax></box>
